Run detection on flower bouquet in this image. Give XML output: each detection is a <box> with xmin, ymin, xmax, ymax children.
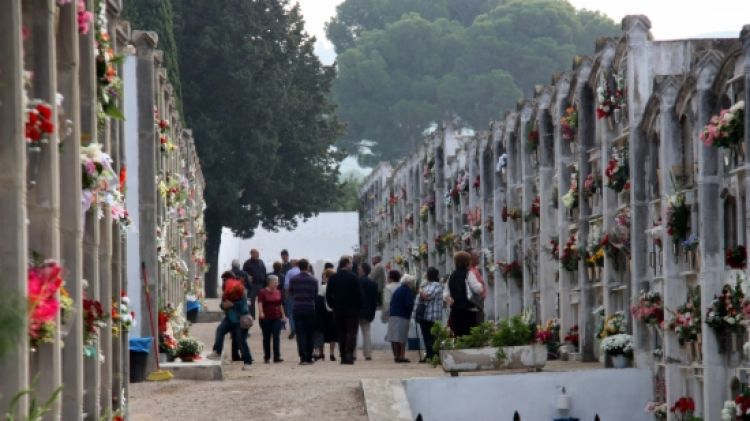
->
<box><xmin>83</xmin><ymin>297</ymin><xmax>107</xmax><ymax>359</ymax></box>
<box><xmin>598</xmin><ymin>311</ymin><xmax>626</xmax><ymax>339</ymax></box>
<box><xmin>605</xmin><ymin>155</ymin><xmax>629</xmax><ymax>193</ymax></box>
<box><xmin>596</xmin><ymin>73</ymin><xmax>626</xmax><ymax>120</ymax></box>
<box><xmin>525</xmin><ymin>196</ymin><xmax>541</xmax><ymax>222</ymax></box>
<box><xmin>419</xmin><ymin>242</ymin><xmax>428</xmax><ymax>260</ymax></box>
<box><xmin>564</xmin><ymin>325</ymin><xmax>579</xmax><ymax>348</ymax></box>
<box><xmin>670</xmin><ymin>397</ymin><xmax>699</xmax><ymax>421</ymax></box>
<box><xmin>645</xmin><ymin>401</ymin><xmax>667</xmax><ymax>420</ymax></box>
<box><xmin>419</xmin><ymin>204</ymin><xmax>429</xmax><ymax>222</ymax></box>
<box><xmin>700</xmin><ymin>101</ymin><xmax>744</xmax><ymax>148</ymax></box>
<box><xmin>631</xmin><ymin>290</ymin><xmax>664</xmax><ymax>327</ymax></box>
<box><xmin>473</xmin><ymin>175</ymin><xmax>481</xmax><ymax>193</ymax></box>
<box><xmin>498</xmin><ymin>260</ymin><xmax>523</xmax><ymax>280</ymax></box>
<box><xmin>544</xmin><ymin>237</ymin><xmax>560</xmax><ymax>261</ymax></box>
<box><xmin>600</xmin><ymin>333</ymin><xmax>632</xmax><ymax>356</ymax></box>
<box><xmin>535</xmin><ymin>319</ymin><xmax>560</xmax><ymax>359</ymax></box>
<box><xmin>28</xmin><ymin>260</ymin><xmax>64</xmax><ymax>350</ymax></box>
<box><xmin>666</xmin><ymin>192</ymin><xmax>690</xmax><ymax>246</ymax></box>
<box><xmin>706</xmin><ymin>278</ymin><xmax>744</xmax><ymax>340</ymax></box>
<box><xmin>726</xmin><ymin>245</ymin><xmax>747</xmax><ymax>269</ymax></box>
<box><xmin>159</xmin><ymin>332</ymin><xmax>177</xmax><ymax>357</ymax></box>
<box><xmin>583</xmin><ymin>173</ymin><xmax>600</xmax><ymax>198</ymax></box>
<box><xmin>724</xmin><ymin>389</ymin><xmax>750</xmax><ymax>420</ymax></box>
<box><xmin>501</xmin><ymin>206</ymin><xmax>521</xmax><ymax>222</ymax></box>
<box><xmin>667</xmin><ymin>287</ymin><xmax>701</xmax><ymax>347</ymax></box>
<box><xmin>527</xmin><ymin>122</ymin><xmax>540</xmax><ymax>151</ymax></box>
<box><xmin>560</xmin><ymin>235</ymin><xmax>580</xmax><ymax>272</ymax></box>
<box><xmin>560</xmin><ymin>106</ymin><xmax>578</xmax><ymax>141</ymax></box>
<box><xmin>562</xmin><ymin>184</ymin><xmax>578</xmax><ymax>209</ymax></box>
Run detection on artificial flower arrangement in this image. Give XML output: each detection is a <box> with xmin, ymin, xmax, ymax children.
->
<box><xmin>83</xmin><ymin>295</ymin><xmax>107</xmax><ymax>359</ymax></box>
<box><xmin>448</xmin><ymin>184</ymin><xmax>461</xmax><ymax>205</ymax></box>
<box><xmin>24</xmin><ymin>100</ymin><xmax>55</xmax><ymax>144</ymax></box>
<box><xmin>560</xmin><ymin>234</ymin><xmax>580</xmax><ymax>272</ymax></box>
<box><xmin>598</xmin><ymin>310</ymin><xmax>627</xmax><ymax>339</ymax></box>
<box><xmin>28</xmin><ymin>260</ymin><xmax>64</xmax><ymax>350</ymax></box>
<box><xmin>670</xmin><ymin>397</ymin><xmax>701</xmax><ymax>421</ymax></box>
<box><xmin>404</xmin><ymin>213</ymin><xmax>414</xmax><ymax>227</ymax></box>
<box><xmin>582</xmin><ymin>172</ymin><xmax>600</xmax><ymax>198</ymax></box>
<box><xmin>159</xmin><ymin>332</ymin><xmax>177</xmax><ymax>357</ymax></box>
<box><xmin>586</xmin><ymin>244</ymin><xmax>605</xmax><ymax>268</ymax></box>
<box><xmin>544</xmin><ymin>236</ymin><xmax>560</xmax><ymax>261</ymax></box>
<box><xmin>645</xmin><ymin>223</ymin><xmax>664</xmax><ymax>249</ymax></box>
<box><xmin>95</xmin><ymin>0</ymin><xmax>124</xmax><ymax>125</ymax></box>
<box><xmin>682</xmin><ymin>234</ymin><xmax>699</xmax><ymax>252</ymax></box>
<box><xmin>501</xmin><ymin>206</ymin><xmax>522</xmax><ymax>222</ymax></box>
<box><xmin>596</xmin><ymin>72</ymin><xmax>626</xmax><ymax>119</ymax></box>
<box><xmin>723</xmin><ymin>389</ymin><xmax>750</xmax><ymax>421</ymax></box>
<box><xmin>705</xmin><ymin>276</ymin><xmax>745</xmax><ymax>338</ymax></box>
<box><xmin>560</xmin><ymin>106</ymin><xmax>578</xmax><ymax>141</ymax></box>
<box><xmin>467</xmin><ymin>207</ymin><xmax>482</xmax><ymax>238</ymax></box>
<box><xmin>668</xmin><ymin>287</ymin><xmax>701</xmax><ymax>346</ymax></box>
<box><xmin>603</xmin><ymin>207</ymin><xmax>632</xmax><ymax>261</ymax></box>
<box><xmin>388</xmin><ymin>192</ymin><xmax>398</xmax><ymax>206</ymax></box>
<box><xmin>666</xmin><ymin>191</ymin><xmax>691</xmax><ymax>246</ymax></box>
<box><xmin>535</xmin><ymin>319</ymin><xmax>561</xmax><ymax>359</ymax></box>
<box><xmin>155</xmin><ymin>109</ymin><xmax>176</xmax><ymax>154</ymax></box>
<box><xmin>645</xmin><ymin>401</ymin><xmax>668</xmax><ymax>420</ymax></box>
<box><xmin>473</xmin><ymin>175</ymin><xmax>481</xmax><ymax>193</ymax></box>
<box><xmin>562</xmin><ymin>180</ymin><xmax>578</xmax><ymax>209</ymax></box>
<box><xmin>526</xmin><ymin>121</ymin><xmax>540</xmax><ymax>151</ymax></box>
<box><xmin>456</xmin><ymin>172</ymin><xmax>469</xmax><ymax>194</ymax></box>
<box><xmin>726</xmin><ymin>245</ymin><xmax>747</xmax><ymax>269</ymax></box>
<box><xmin>525</xmin><ymin>196</ymin><xmax>541</xmax><ymax>221</ymax></box>
<box><xmin>419</xmin><ymin>242</ymin><xmax>428</xmax><ymax>260</ymax></box>
<box><xmin>600</xmin><ymin>333</ymin><xmax>633</xmax><ymax>356</ymax></box>
<box><xmin>605</xmin><ymin>154</ymin><xmax>629</xmax><ymax>193</ymax></box>
<box><xmin>434</xmin><ymin>234</ymin><xmax>446</xmax><ymax>255</ymax></box>
<box><xmin>700</xmin><ymin>101</ymin><xmax>744</xmax><ymax>148</ymax></box>
<box><xmin>111</xmin><ymin>292</ymin><xmax>135</xmax><ymax>338</ymax></box>
<box><xmin>631</xmin><ymin>290</ymin><xmax>664</xmax><ymax>327</ymax></box>
<box><xmin>498</xmin><ymin>260</ymin><xmax>523</xmax><ymax>280</ymax></box>
<box><xmin>419</xmin><ymin>204</ymin><xmax>429</xmax><ymax>222</ymax></box>
<box><xmin>484</xmin><ymin>217</ymin><xmax>494</xmax><ymax>233</ymax></box>
<box><xmin>564</xmin><ymin>325</ymin><xmax>579</xmax><ymax>348</ymax></box>
<box><xmin>158</xmin><ymin>171</ymin><xmax>190</xmax><ymax>213</ymax></box>
<box><xmin>59</xmin><ymin>286</ymin><xmax>75</xmax><ymax>329</ymax></box>
<box><xmin>81</xmin><ymin>143</ymin><xmax>118</xmax><ymax>215</ymax></box>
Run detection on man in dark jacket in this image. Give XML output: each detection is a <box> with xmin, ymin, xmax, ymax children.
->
<box><xmin>288</xmin><ymin>259</ymin><xmax>318</xmax><ymax>364</ymax></box>
<box><xmin>326</xmin><ymin>256</ymin><xmax>362</xmax><ymax>364</ymax></box>
<box><xmin>242</xmin><ymin>249</ymin><xmax>267</xmax><ymax>318</ymax></box>
<box><xmin>357</xmin><ymin>262</ymin><xmax>378</xmax><ymax>361</ymax></box>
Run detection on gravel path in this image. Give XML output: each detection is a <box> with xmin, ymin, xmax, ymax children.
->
<box><xmin>129</xmin><ymin>319</ymin><xmax>441</xmax><ymax>421</ymax></box>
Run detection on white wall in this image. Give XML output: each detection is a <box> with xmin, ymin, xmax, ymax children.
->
<box><xmin>405</xmin><ymin>368</ymin><xmax>653</xmax><ymax>421</ymax></box>
<box><xmin>216</xmin><ymin>212</ymin><xmax>359</xmax><ymax>293</ymax></box>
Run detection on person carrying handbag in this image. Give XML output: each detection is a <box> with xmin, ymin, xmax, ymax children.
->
<box><xmin>209</xmin><ymin>273</ymin><xmax>254</xmax><ymax>369</ymax></box>
<box><xmin>443</xmin><ymin>252</ymin><xmax>484</xmax><ymax>337</ymax></box>
<box><xmin>414</xmin><ymin>267</ymin><xmax>443</xmax><ymax>363</ymax></box>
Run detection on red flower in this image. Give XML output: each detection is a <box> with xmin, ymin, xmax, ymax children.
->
<box><xmin>159</xmin><ymin>119</ymin><xmax>169</xmax><ymax>130</ymax></box>
<box><xmin>596</xmin><ymin>108</ymin><xmax>608</xmax><ymax>119</ymax></box>
<box><xmin>670</xmin><ymin>396</ymin><xmax>695</xmax><ymax>415</ymax></box>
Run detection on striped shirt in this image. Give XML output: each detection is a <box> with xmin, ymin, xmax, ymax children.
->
<box><xmin>289</xmin><ymin>272</ymin><xmax>318</xmax><ymax>315</ymax></box>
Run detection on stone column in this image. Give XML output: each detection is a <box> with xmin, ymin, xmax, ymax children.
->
<box><xmin>492</xmin><ymin>124</ymin><xmax>508</xmax><ymax>319</ymax></box>
<box><xmin>538</xmin><ymin>91</ymin><xmax>556</xmax><ymax>323</ymax></box>
<box><xmin>577</xmin><ymin>73</ymin><xmax>596</xmax><ymax>362</ymax></box>
<box><xmin>696</xmin><ymin>57</ymin><xmax>726</xmax><ymax>417</ymax></box>
<box><xmin>505</xmin><ymin>114</ymin><xmax>522</xmax><ymax>316</ymax></box>
<box><xmin>26</xmin><ymin>1</ymin><xmax>62</xmax><ymax>417</ymax></box>
<box><xmin>80</xmin><ymin>0</ymin><xmax>100</xmax><ymax>416</ymax></box>
<box><xmin>519</xmin><ymin>104</ymin><xmax>534</xmax><ymax>311</ymax></box>
<box><xmin>133</xmin><ymin>30</ymin><xmax>160</xmax><ymax>373</ymax></box>
<box><xmin>624</xmin><ymin>14</ymin><xmax>653</xmax><ymax>370</ymax></box>
<box><xmin>0</xmin><ymin>0</ymin><xmax>29</xmax><ymax>416</ymax></box>
<box><xmin>57</xmin><ymin>1</ymin><xmax>84</xmax><ymax>418</ymax></box>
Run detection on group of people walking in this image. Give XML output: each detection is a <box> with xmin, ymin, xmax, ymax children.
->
<box><xmin>209</xmin><ymin>248</ymin><xmax>488</xmax><ymax>369</ymax></box>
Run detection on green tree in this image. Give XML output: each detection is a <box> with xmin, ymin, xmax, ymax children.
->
<box><xmin>330</xmin><ymin>0</ymin><xmax>619</xmax><ymax>164</ymax></box>
<box><xmin>122</xmin><ymin>0</ymin><xmax>182</xmax><ymax>111</ymax></box>
<box><xmin>172</xmin><ymin>0</ymin><xmax>345</xmax><ymax>296</ymax></box>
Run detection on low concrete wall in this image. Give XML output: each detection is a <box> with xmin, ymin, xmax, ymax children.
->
<box><xmin>404</xmin><ymin>368</ymin><xmax>653</xmax><ymax>421</ymax></box>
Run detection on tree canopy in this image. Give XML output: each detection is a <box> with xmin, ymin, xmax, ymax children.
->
<box><xmin>329</xmin><ymin>0</ymin><xmax>619</xmax><ymax>164</ymax></box>
<box><xmin>127</xmin><ymin>0</ymin><xmax>347</xmax><ymax>295</ymax></box>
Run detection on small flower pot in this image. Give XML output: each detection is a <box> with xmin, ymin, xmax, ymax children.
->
<box><xmin>568</xmin><ymin>141</ymin><xmax>577</xmax><ymax>156</ymax></box>
<box><xmin>27</xmin><ymin>143</ymin><xmax>43</xmax><ymax>187</ymax></box>
<box><xmin>613</xmin><ymin>108</ymin><xmax>622</xmax><ymax>124</ymax></box>
<box><xmin>611</xmin><ymin>354</ymin><xmax>630</xmax><ymax>369</ymax></box>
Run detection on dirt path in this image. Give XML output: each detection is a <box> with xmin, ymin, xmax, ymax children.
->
<box><xmin>129</xmin><ymin>319</ymin><xmax>441</xmax><ymax>421</ymax></box>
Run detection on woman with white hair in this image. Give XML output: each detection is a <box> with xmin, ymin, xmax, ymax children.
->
<box><xmin>385</xmin><ymin>273</ymin><xmax>416</xmax><ymax>363</ymax></box>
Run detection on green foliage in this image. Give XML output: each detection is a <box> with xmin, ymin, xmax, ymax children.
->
<box><xmin>175</xmin><ymin>337</ymin><xmax>202</xmax><ymax>357</ymax></box>
<box><xmin>429</xmin><ymin>321</ymin><xmax>453</xmax><ymax>366</ymax></box>
<box><xmin>329</xmin><ymin>0</ymin><xmax>619</xmax><ymax>163</ymax></box>
<box><xmin>491</xmin><ymin>315</ymin><xmax>534</xmax><ymax>347</ymax></box>
<box><xmin>321</xmin><ymin>175</ymin><xmax>362</xmax><ymax>212</ymax></box>
<box><xmin>0</xmin><ymin>290</ymin><xmax>24</xmax><ymax>360</ymax></box>
<box><xmin>454</xmin><ymin>321</ymin><xmax>496</xmax><ymax>348</ymax></box>
<box><xmin>4</xmin><ymin>377</ymin><xmax>62</xmax><ymax>421</ymax></box>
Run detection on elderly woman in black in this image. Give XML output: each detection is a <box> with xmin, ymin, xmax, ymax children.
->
<box><xmin>443</xmin><ymin>251</ymin><xmax>484</xmax><ymax>337</ymax></box>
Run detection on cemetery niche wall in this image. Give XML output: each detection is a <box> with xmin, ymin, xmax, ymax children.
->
<box><xmin>358</xmin><ymin>16</ymin><xmax>750</xmax><ymax>418</ymax></box>
<box><xmin>0</xmin><ymin>1</ymin><xmax>206</xmax><ymax>419</ymax></box>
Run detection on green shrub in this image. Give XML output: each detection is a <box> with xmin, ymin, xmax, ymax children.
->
<box><xmin>491</xmin><ymin>315</ymin><xmax>534</xmax><ymax>347</ymax></box>
<box><xmin>175</xmin><ymin>337</ymin><xmax>202</xmax><ymax>358</ymax></box>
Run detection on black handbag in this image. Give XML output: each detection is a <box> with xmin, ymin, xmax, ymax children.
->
<box><xmin>415</xmin><ymin>302</ymin><xmax>427</xmax><ymax>322</ymax></box>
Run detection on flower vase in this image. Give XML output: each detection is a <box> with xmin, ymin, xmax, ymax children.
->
<box><xmin>568</xmin><ymin>141</ymin><xmax>577</xmax><ymax>156</ymax></box>
<box><xmin>614</xmin><ymin>108</ymin><xmax>622</xmax><ymax>124</ymax></box>
<box><xmin>618</xmin><ymin>190</ymin><xmax>629</xmax><ymax>204</ymax></box>
<box><xmin>696</xmin><ymin>336</ymin><xmax>702</xmax><ymax>362</ymax></box>
<box><xmin>724</xmin><ymin>147</ymin><xmax>732</xmax><ymax>167</ymax></box>
<box><xmin>27</xmin><ymin>143</ymin><xmax>43</xmax><ymax>187</ymax></box>
<box><xmin>530</xmin><ymin>150</ymin><xmax>538</xmax><ymax>169</ymax></box>
<box><xmin>607</xmin><ymin>115</ymin><xmax>615</xmax><ymax>131</ymax></box>
<box><xmin>595</xmin><ymin>266</ymin><xmax>602</xmax><ymax>280</ymax></box>
<box><xmin>685</xmin><ymin>342</ymin><xmax>695</xmax><ymax>363</ymax></box>
<box><xmin>611</xmin><ymin>354</ymin><xmax>629</xmax><ymax>369</ymax></box>
<box><xmin>587</xmin><ymin>266</ymin><xmax>595</xmax><ymax>281</ymax></box>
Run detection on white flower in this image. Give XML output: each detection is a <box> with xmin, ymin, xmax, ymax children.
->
<box><xmin>730</xmin><ymin>100</ymin><xmax>745</xmax><ymax>112</ymax></box>
<box><xmin>121</xmin><ymin>296</ymin><xmax>130</xmax><ymax>305</ymax></box>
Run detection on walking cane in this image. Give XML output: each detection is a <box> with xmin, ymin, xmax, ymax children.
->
<box><xmin>142</xmin><ymin>262</ymin><xmax>173</xmax><ymax>381</ymax></box>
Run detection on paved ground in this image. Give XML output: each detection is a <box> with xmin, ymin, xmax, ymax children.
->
<box><xmin>129</xmin><ymin>319</ymin><xmax>441</xmax><ymax>421</ymax></box>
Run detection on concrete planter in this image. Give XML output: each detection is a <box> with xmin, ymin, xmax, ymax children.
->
<box><xmin>440</xmin><ymin>344</ymin><xmax>547</xmax><ymax>375</ymax></box>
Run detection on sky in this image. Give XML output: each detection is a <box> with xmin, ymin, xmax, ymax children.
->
<box><xmin>298</xmin><ymin>0</ymin><xmax>749</xmax><ymax>65</ymax></box>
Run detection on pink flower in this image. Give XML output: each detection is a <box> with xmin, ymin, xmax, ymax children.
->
<box><xmin>77</xmin><ymin>0</ymin><xmax>93</xmax><ymax>35</ymax></box>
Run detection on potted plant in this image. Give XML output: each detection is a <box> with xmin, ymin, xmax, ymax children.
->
<box><xmin>176</xmin><ymin>337</ymin><xmax>203</xmax><ymax>362</ymax></box>
<box><xmin>600</xmin><ymin>333</ymin><xmax>633</xmax><ymax>368</ymax></box>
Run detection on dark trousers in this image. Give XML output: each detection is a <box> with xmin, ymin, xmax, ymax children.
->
<box><xmin>260</xmin><ymin>319</ymin><xmax>282</xmax><ymax>361</ymax></box>
<box><xmin>419</xmin><ymin>320</ymin><xmax>436</xmax><ymax>359</ymax></box>
<box><xmin>213</xmin><ymin>317</ymin><xmax>234</xmax><ymax>353</ymax></box>
<box><xmin>284</xmin><ymin>296</ymin><xmax>296</xmax><ymax>333</ymax></box>
<box><xmin>214</xmin><ymin>318</ymin><xmax>252</xmax><ymax>364</ymax></box>
<box><xmin>449</xmin><ymin>308</ymin><xmax>478</xmax><ymax>337</ymax></box>
<box><xmin>293</xmin><ymin>313</ymin><xmax>315</xmax><ymax>362</ymax></box>
<box><xmin>334</xmin><ymin>310</ymin><xmax>359</xmax><ymax>362</ymax></box>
